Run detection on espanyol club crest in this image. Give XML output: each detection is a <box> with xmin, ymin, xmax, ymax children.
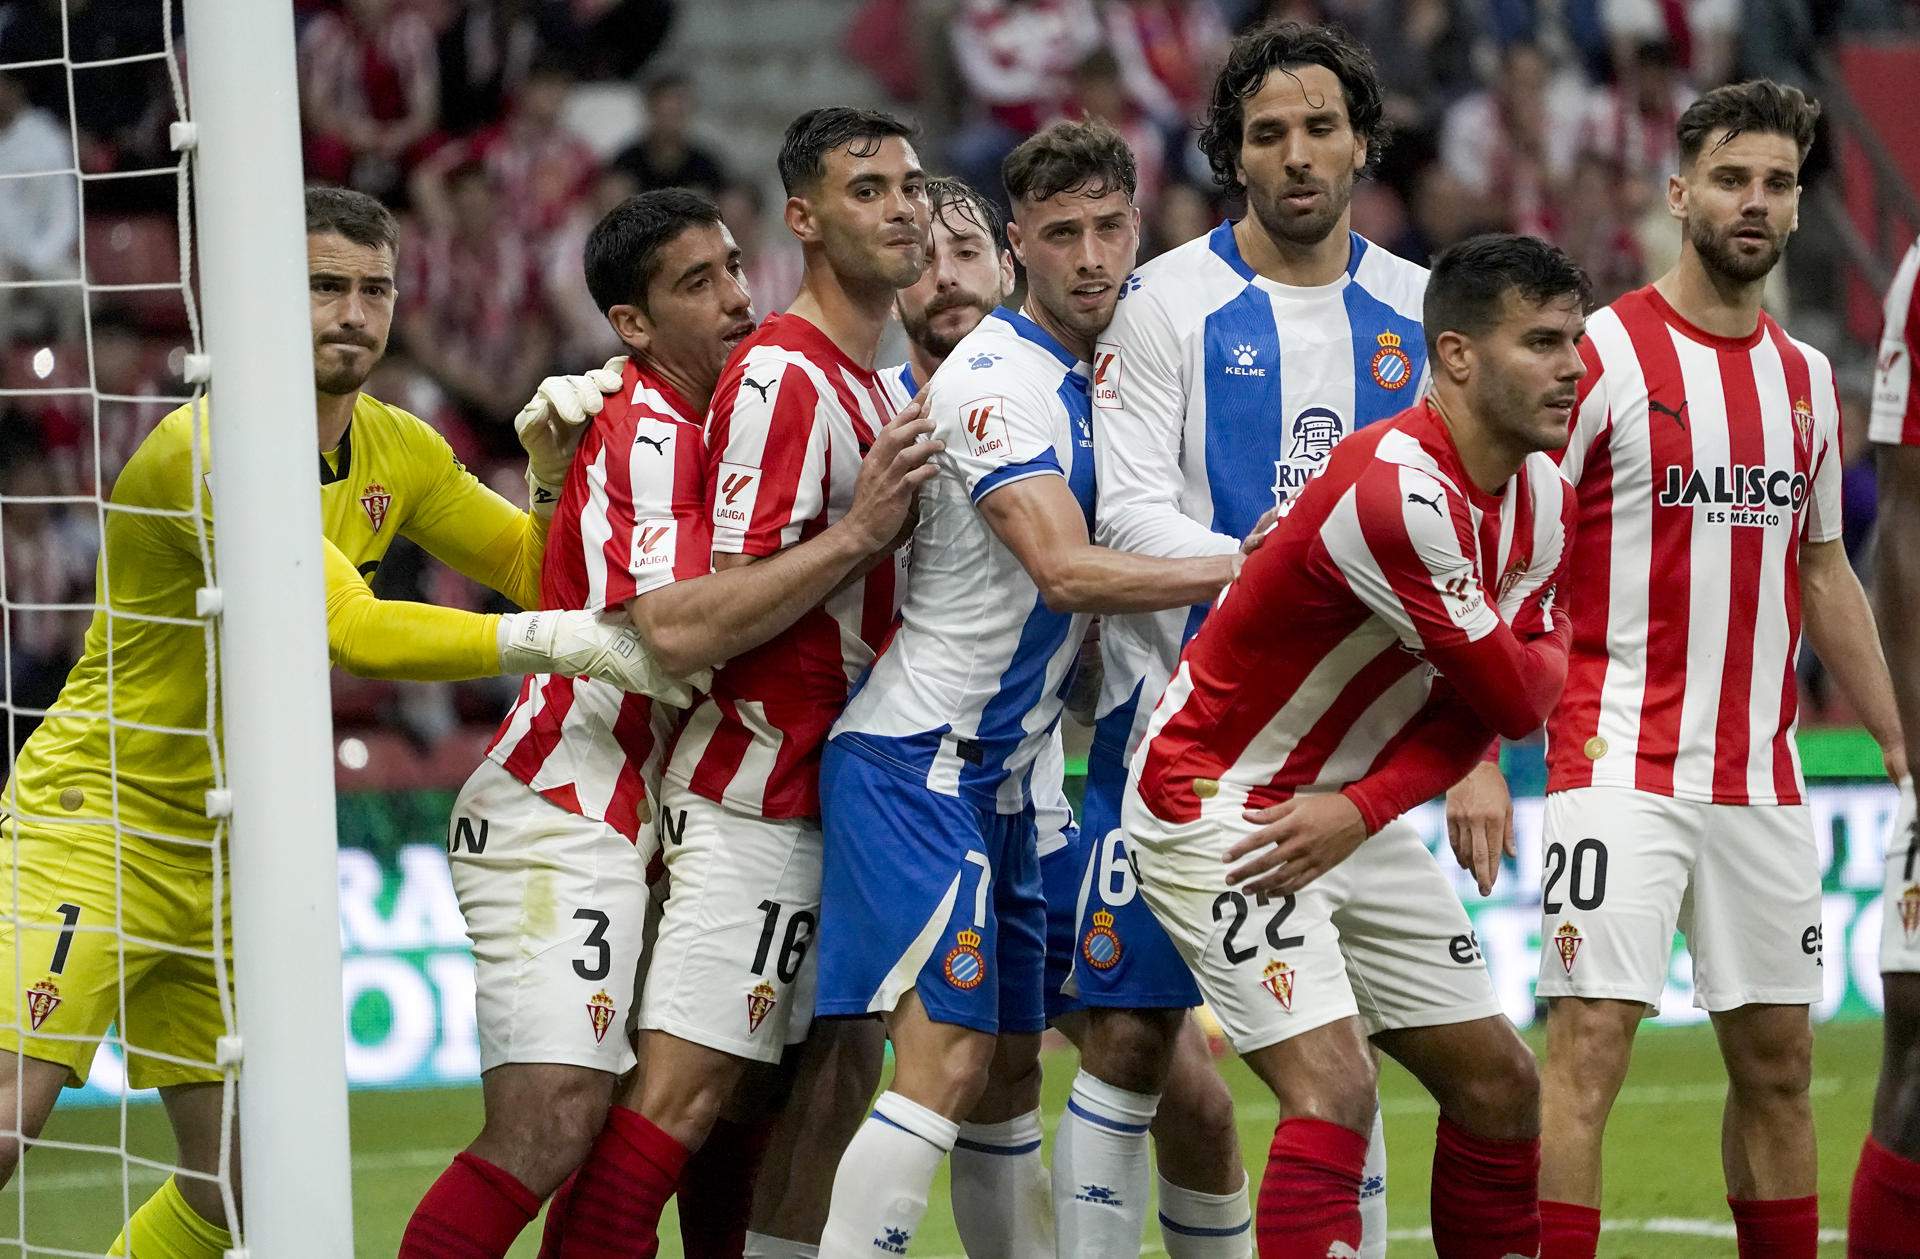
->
<box><xmin>1901</xmin><ymin>885</ymin><xmax>1920</xmax><ymax>941</ymax></box>
<box><xmin>746</xmin><ymin>981</ymin><xmax>778</xmax><ymax>1033</ymax></box>
<box><xmin>585</xmin><ymin>989</ymin><xmax>616</xmax><ymax>1043</ymax></box>
<box><xmin>1260</xmin><ymin>959</ymin><xmax>1295</xmax><ymax>1012</ymax></box>
<box><xmin>943</xmin><ymin>928</ymin><xmax>986</xmax><ymax>990</ymax></box>
<box><xmin>25</xmin><ymin>978</ymin><xmax>60</xmax><ymax>1031</ymax></box>
<box><xmin>1370</xmin><ymin>331</ymin><xmax>1413</xmax><ymax>391</ymax></box>
<box><xmin>359</xmin><ymin>482</ymin><xmax>392</xmax><ymax>531</ymax></box>
<box><xmin>1554</xmin><ymin>921</ymin><xmax>1584</xmax><ymax>975</ymax></box>
<box><xmin>1082</xmin><ymin>909</ymin><xmax>1123</xmax><ymax>971</ymax></box>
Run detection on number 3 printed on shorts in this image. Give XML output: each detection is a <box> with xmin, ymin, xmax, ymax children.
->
<box><xmin>1542</xmin><ymin>838</ymin><xmax>1609</xmax><ymax>914</ymax></box>
<box><xmin>573</xmin><ymin>909</ymin><xmax>611</xmax><ymax>981</ymax></box>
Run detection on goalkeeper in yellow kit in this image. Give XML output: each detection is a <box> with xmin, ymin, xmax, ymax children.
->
<box><xmin>0</xmin><ymin>186</ymin><xmax>686</xmax><ymax>1256</ymax></box>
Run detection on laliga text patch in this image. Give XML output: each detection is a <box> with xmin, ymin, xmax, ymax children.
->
<box><xmin>1092</xmin><ymin>344</ymin><xmax>1122</xmax><ymax>410</ymax></box>
<box><xmin>630</xmin><ymin>517</ymin><xmax>677</xmax><ymax>574</ymax></box>
<box><xmin>713</xmin><ymin>462</ymin><xmax>761</xmax><ymax>531</ymax></box>
<box><xmin>960</xmin><ymin>397</ymin><xmax>1011</xmax><ymax>461</ymax></box>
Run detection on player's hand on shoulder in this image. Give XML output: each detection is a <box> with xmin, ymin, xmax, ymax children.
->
<box><xmin>843</xmin><ymin>397</ymin><xmax>943</xmax><ymax>553</ymax></box>
<box><xmin>515</xmin><ymin>356</ymin><xmax>628</xmax><ymax>495</ymax></box>
<box><xmin>1224</xmin><ymin>792</ymin><xmax>1368</xmax><ymax>897</ymax></box>
<box><xmin>1444</xmin><ymin>759</ymin><xmax>1513</xmax><ymax>896</ymax></box>
<box><xmin>498</xmin><ymin>607</ymin><xmax>710</xmax><ymax>706</ymax></box>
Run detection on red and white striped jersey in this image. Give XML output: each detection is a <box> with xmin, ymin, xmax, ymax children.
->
<box><xmin>486</xmin><ymin>360</ymin><xmax>712</xmax><ymax>841</ymax></box>
<box><xmin>1872</xmin><ymin>235</ymin><xmax>1920</xmax><ymax>446</ymax></box>
<box><xmin>1133</xmin><ymin>402</ymin><xmax>1574</xmax><ymax>825</ymax></box>
<box><xmin>1548</xmin><ymin>285</ymin><xmax>1843</xmax><ymax>805</ymax></box>
<box><xmin>664</xmin><ymin>312</ymin><xmax>905</xmax><ymax>819</ymax></box>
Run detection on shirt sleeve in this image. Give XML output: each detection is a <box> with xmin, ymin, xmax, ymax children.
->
<box><xmin>1553</xmin><ymin>339</ymin><xmax>1610</xmax><ymax>486</ymax></box>
<box><xmin>1340</xmin><ymin>682</ymin><xmax>1496</xmax><ymax>833</ymax></box>
<box><xmin>585</xmin><ymin>413</ymin><xmax>714</xmax><ymax>609</ymax></box>
<box><xmin>322</xmin><ymin>537</ymin><xmax>503</xmax><ymax>680</ymax></box>
<box><xmin>1324</xmin><ymin>464</ymin><xmax>1500</xmax><ymax>654</ymax></box>
<box><xmin>1091</xmin><ymin>284</ymin><xmax>1238</xmax><ymax>560</ymax></box>
<box><xmin>933</xmin><ymin>374</ymin><xmax>1066</xmax><ymax>504</ymax></box>
<box><xmin>397</xmin><ymin>419</ymin><xmax>548</xmax><ymax>610</ymax></box>
<box><xmin>1804</xmin><ymin>364</ymin><xmax>1845</xmax><ymax>544</ymax></box>
<box><xmin>705</xmin><ymin>358</ymin><xmax>829</xmax><ymax>558</ymax></box>
<box><xmin>1871</xmin><ymin>240</ymin><xmax>1920</xmax><ymax>446</ymax></box>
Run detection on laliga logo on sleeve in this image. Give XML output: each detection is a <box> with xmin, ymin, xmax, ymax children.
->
<box><xmin>711</xmin><ymin>462</ymin><xmax>761</xmax><ymax>530</ymax></box>
<box><xmin>631</xmin><ymin>518</ymin><xmax>676</xmax><ymax>571</ymax></box>
<box><xmin>1092</xmin><ymin>344</ymin><xmax>1122</xmax><ymax>410</ymax></box>
<box><xmin>961</xmin><ymin>397</ymin><xmax>1010</xmax><ymax>459</ymax></box>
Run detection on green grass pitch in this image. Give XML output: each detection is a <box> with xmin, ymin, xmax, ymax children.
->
<box><xmin>8</xmin><ymin>1019</ymin><xmax>1883</xmax><ymax>1256</ymax></box>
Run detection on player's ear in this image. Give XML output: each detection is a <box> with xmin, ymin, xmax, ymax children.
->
<box><xmin>1666</xmin><ymin>170</ymin><xmax>1688</xmax><ymax>223</ymax></box>
<box><xmin>1005</xmin><ymin>220</ymin><xmax>1027</xmax><ymax>269</ymax></box>
<box><xmin>784</xmin><ymin>194</ymin><xmax>819</xmax><ymax>246</ymax></box>
<box><xmin>997</xmin><ymin>246</ymin><xmax>1016</xmax><ymax>296</ymax></box>
<box><xmin>1433</xmin><ymin>328</ymin><xmax>1473</xmax><ymax>385</ymax></box>
<box><xmin>606</xmin><ymin>304</ymin><xmax>652</xmax><ymax>357</ymax></box>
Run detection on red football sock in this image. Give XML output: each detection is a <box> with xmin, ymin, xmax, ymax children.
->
<box><xmin>678</xmin><ymin>1115</ymin><xmax>773</xmax><ymax>1259</ymax></box>
<box><xmin>540</xmin><ymin>1105</ymin><xmax>690</xmax><ymax>1259</ymax></box>
<box><xmin>1430</xmin><ymin>1116</ymin><xmax>1540</xmax><ymax>1258</ymax></box>
<box><xmin>1539</xmin><ymin>1200</ymin><xmax>1601</xmax><ymax>1259</ymax></box>
<box><xmin>1255</xmin><ymin>1117</ymin><xmax>1368</xmax><ymax>1258</ymax></box>
<box><xmin>1728</xmin><ymin>1194</ymin><xmax>1818</xmax><ymax>1258</ymax></box>
<box><xmin>1851</xmin><ymin>1137</ymin><xmax>1920</xmax><ymax>1258</ymax></box>
<box><xmin>399</xmin><ymin>1151</ymin><xmax>541</xmax><ymax>1259</ymax></box>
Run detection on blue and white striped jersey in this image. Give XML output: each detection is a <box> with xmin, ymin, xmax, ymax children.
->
<box><xmin>1087</xmin><ymin>221</ymin><xmax>1430</xmax><ymax>796</ymax></box>
<box><xmin>834</xmin><ymin>308</ymin><xmax>1097</xmax><ymax>814</ymax></box>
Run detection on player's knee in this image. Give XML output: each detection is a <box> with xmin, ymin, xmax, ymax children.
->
<box><xmin>1725</xmin><ymin>1022</ymin><xmax>1814</xmax><ymax>1108</ymax></box>
<box><xmin>1447</xmin><ymin>1036</ymin><xmax>1540</xmax><ymax>1139</ymax></box>
<box><xmin>1155</xmin><ymin>1064</ymin><xmax>1240</xmax><ymax>1182</ymax></box>
<box><xmin>1083</xmin><ymin>1008</ymin><xmax>1182</xmax><ymax>1095</ymax></box>
<box><xmin>479</xmin><ymin>1076</ymin><xmax>610</xmax><ymax>1191</ymax></box>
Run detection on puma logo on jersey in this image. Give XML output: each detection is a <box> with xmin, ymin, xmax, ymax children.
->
<box><xmin>1648</xmin><ymin>396</ymin><xmax>1689</xmax><ymax>430</ymax></box>
<box><xmin>1406</xmin><ymin>489</ymin><xmax>1444</xmax><ymax>517</ymax></box>
<box><xmin>633</xmin><ymin>433</ymin><xmax>669</xmax><ymax>454</ymax></box>
<box><xmin>741</xmin><ymin>376</ymin><xmax>775</xmax><ymax>404</ymax></box>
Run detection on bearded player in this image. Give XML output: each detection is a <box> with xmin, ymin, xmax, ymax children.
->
<box><xmin>398</xmin><ymin>188</ymin><xmax>940</xmax><ymax>1259</ymax></box>
<box><xmin>534</xmin><ymin>108</ymin><xmax>933</xmax><ymax>1255</ymax></box>
<box><xmin>1533</xmin><ymin>81</ymin><xmax>1903</xmax><ymax>1259</ymax></box>
<box><xmin>1071</xmin><ymin>22</ymin><xmax>1441</xmax><ymax>1253</ymax></box>
<box><xmin>0</xmin><ymin>186</ymin><xmax>672</xmax><ymax>1259</ymax></box>
<box><xmin>1850</xmin><ymin>231</ymin><xmax>1920</xmax><ymax>1256</ymax></box>
<box><xmin>1125</xmin><ymin>232</ymin><xmax>1585</xmax><ymax>1257</ymax></box>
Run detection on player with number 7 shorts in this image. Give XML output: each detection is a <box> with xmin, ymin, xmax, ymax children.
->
<box><xmin>1125</xmin><ymin>233</ymin><xmax>1587</xmax><ymax>1258</ymax></box>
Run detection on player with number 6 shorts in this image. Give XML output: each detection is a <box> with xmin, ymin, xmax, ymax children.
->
<box><xmin>1532</xmin><ymin>82</ymin><xmax>1905</xmax><ymax>1259</ymax></box>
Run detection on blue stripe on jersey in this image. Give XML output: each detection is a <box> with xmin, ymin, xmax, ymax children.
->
<box><xmin>1201</xmin><ymin>285</ymin><xmax>1284</xmax><ymax>539</ymax></box>
<box><xmin>997</xmin><ymin>305</ymin><xmax>1079</xmax><ymax>369</ymax></box>
<box><xmin>973</xmin><ymin>448</ymin><xmax>1063</xmax><ymax>503</ymax></box>
<box><xmin>1343</xmin><ymin>279</ymin><xmax>1426</xmax><ymax>429</ymax></box>
<box><xmin>897</xmin><ymin>362</ymin><xmax>920</xmax><ymax>399</ymax></box>
<box><xmin>1207</xmin><ymin>219</ymin><xmax>1255</xmax><ymax>280</ymax></box>
<box><xmin>1346</xmin><ymin>231</ymin><xmax>1367</xmax><ymax>277</ymax></box>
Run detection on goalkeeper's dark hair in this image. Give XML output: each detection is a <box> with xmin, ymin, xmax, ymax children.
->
<box><xmin>1422</xmin><ymin>233</ymin><xmax>1590</xmax><ymax>360</ymax></box>
<box><xmin>777</xmin><ymin>106</ymin><xmax>917</xmax><ymax>195</ymax></box>
<box><xmin>926</xmin><ymin>175</ymin><xmax>1003</xmax><ymax>253</ymax></box>
<box><xmin>1198</xmin><ymin>20</ymin><xmax>1387</xmax><ymax>198</ymax></box>
<box><xmin>584</xmin><ymin>187</ymin><xmax>725</xmax><ymax>316</ymax></box>
<box><xmin>304</xmin><ymin>185</ymin><xmax>397</xmax><ymax>254</ymax></box>
<box><xmin>1002</xmin><ymin>118</ymin><xmax>1136</xmax><ymax>206</ymax></box>
<box><xmin>1676</xmin><ymin>79</ymin><xmax>1821</xmax><ymax>169</ymax></box>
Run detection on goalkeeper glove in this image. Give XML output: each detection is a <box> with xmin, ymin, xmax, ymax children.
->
<box><xmin>498</xmin><ymin>609</ymin><xmax>711</xmax><ymax>707</ymax></box>
<box><xmin>514</xmin><ymin>356</ymin><xmax>627</xmax><ymax>517</ymax></box>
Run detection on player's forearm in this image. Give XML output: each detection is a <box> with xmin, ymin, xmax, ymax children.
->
<box><xmin>1427</xmin><ymin>613</ymin><xmax>1572</xmax><ymax>740</ymax></box>
<box><xmin>1807</xmin><ymin>539</ymin><xmax>1903</xmax><ymax>756</ymax></box>
<box><xmin>629</xmin><ymin>525</ymin><xmax>871</xmax><ymax>675</ymax></box>
<box><xmin>1341</xmin><ymin>692</ymin><xmax>1496</xmax><ymax>834</ymax></box>
<box><xmin>1095</xmin><ymin>495</ymin><xmax>1236</xmax><ymax>560</ymax></box>
<box><xmin>329</xmin><ymin>585</ymin><xmax>503</xmax><ymax>680</ymax></box>
<box><xmin>1031</xmin><ymin>545</ymin><xmax>1233</xmax><ymax>614</ymax></box>
<box><xmin>1878</xmin><ymin>510</ymin><xmax>1920</xmax><ymax>782</ymax></box>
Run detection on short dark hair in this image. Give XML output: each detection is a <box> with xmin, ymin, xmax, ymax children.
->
<box><xmin>777</xmin><ymin>106</ymin><xmax>917</xmax><ymax>195</ymax></box>
<box><xmin>1422</xmin><ymin>233</ymin><xmax>1591</xmax><ymax>359</ymax></box>
<box><xmin>304</xmin><ymin>185</ymin><xmax>397</xmax><ymax>254</ymax></box>
<box><xmin>584</xmin><ymin>188</ymin><xmax>724</xmax><ymax>315</ymax></box>
<box><xmin>926</xmin><ymin>175</ymin><xmax>1003</xmax><ymax>252</ymax></box>
<box><xmin>1676</xmin><ymin>79</ymin><xmax>1821</xmax><ymax>169</ymax></box>
<box><xmin>1199</xmin><ymin>21</ymin><xmax>1388</xmax><ymax>199</ymax></box>
<box><xmin>1002</xmin><ymin>118</ymin><xmax>1137</xmax><ymax>206</ymax></box>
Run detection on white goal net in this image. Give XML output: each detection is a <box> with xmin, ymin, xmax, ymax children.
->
<box><xmin>0</xmin><ymin>0</ymin><xmax>350</xmax><ymax>1252</ymax></box>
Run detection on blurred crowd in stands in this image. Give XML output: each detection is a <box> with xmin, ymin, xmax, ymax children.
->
<box><xmin>0</xmin><ymin>0</ymin><xmax>1911</xmax><ymax>770</ymax></box>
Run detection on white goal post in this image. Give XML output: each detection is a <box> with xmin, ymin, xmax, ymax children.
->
<box><xmin>181</xmin><ymin>0</ymin><xmax>353</xmax><ymax>1250</ymax></box>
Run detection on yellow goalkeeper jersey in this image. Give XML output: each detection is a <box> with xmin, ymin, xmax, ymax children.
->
<box><xmin>3</xmin><ymin>391</ymin><xmax>547</xmax><ymax>857</ymax></box>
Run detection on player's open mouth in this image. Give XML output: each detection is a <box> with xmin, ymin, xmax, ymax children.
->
<box><xmin>724</xmin><ymin>324</ymin><xmax>755</xmax><ymax>344</ymax></box>
<box><xmin>1072</xmin><ymin>283</ymin><xmax>1110</xmax><ymax>300</ymax></box>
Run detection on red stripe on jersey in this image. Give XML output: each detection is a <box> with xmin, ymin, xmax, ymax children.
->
<box><xmin>1257</xmin><ymin>636</ymin><xmax>1422</xmax><ymax>795</ymax></box>
<box><xmin>1615</xmin><ymin>296</ymin><xmax>1692</xmax><ymax>796</ymax></box>
<box><xmin>602</xmin><ymin>698</ymin><xmax>655</xmax><ymax>838</ymax></box>
<box><xmin>1547</xmin><ymin>435</ymin><xmax>1614</xmax><ymax>791</ymax></box>
<box><xmin>1902</xmin><ymin>260</ymin><xmax>1920</xmax><ymax>444</ymax></box>
<box><xmin>1356</xmin><ymin>461</ymin><xmax>1479</xmax><ymax>656</ymax></box>
<box><xmin>1710</xmin><ymin>344</ymin><xmax>1767</xmax><ymax>801</ymax></box>
<box><xmin>499</xmin><ymin>674</ymin><xmax>578</xmax><ymax>784</ymax></box>
<box><xmin>1769</xmin><ymin>321</ymin><xmax>1814</xmax><ymax>803</ymax></box>
<box><xmin>684</xmin><ymin>695</ymin><xmax>755</xmax><ymax>800</ymax></box>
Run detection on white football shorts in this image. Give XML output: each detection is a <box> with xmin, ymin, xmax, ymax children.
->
<box><xmin>637</xmin><ymin>783</ymin><xmax>821</xmax><ymax>1062</ymax></box>
<box><xmin>1123</xmin><ymin>790</ymin><xmax>1501</xmax><ymax>1056</ymax></box>
<box><xmin>1880</xmin><ymin>778</ymin><xmax>1920</xmax><ymax>974</ymax></box>
<box><xmin>448</xmin><ymin>758</ymin><xmax>652</xmax><ymax>1074</ymax></box>
<box><xmin>1535</xmin><ymin>786</ymin><xmax>1823</xmax><ymax>1011</ymax></box>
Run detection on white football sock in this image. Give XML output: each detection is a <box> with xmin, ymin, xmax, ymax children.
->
<box><xmin>744</xmin><ymin>1233</ymin><xmax>819</xmax><ymax>1258</ymax></box>
<box><xmin>818</xmin><ymin>1091</ymin><xmax>955</xmax><ymax>1258</ymax></box>
<box><xmin>952</xmin><ymin>1109</ymin><xmax>1054</xmax><ymax>1259</ymax></box>
<box><xmin>1051</xmin><ymin>1069</ymin><xmax>1158</xmax><ymax>1257</ymax></box>
<box><xmin>1359</xmin><ymin>1101</ymin><xmax>1389</xmax><ymax>1259</ymax></box>
<box><xmin>1156</xmin><ymin>1172</ymin><xmax>1252</xmax><ymax>1259</ymax></box>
